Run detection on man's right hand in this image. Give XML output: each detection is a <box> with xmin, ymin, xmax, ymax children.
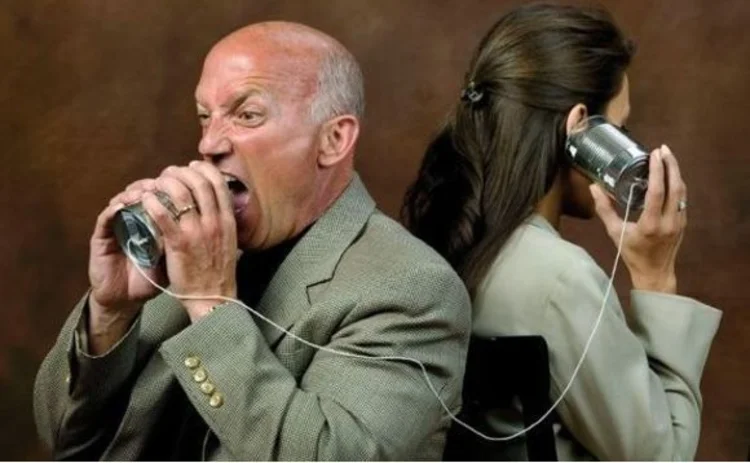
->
<box><xmin>87</xmin><ymin>179</ymin><xmax>167</xmax><ymax>355</ymax></box>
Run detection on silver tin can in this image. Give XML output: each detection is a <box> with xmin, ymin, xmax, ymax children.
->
<box><xmin>113</xmin><ymin>191</ymin><xmax>173</xmax><ymax>268</ymax></box>
<box><xmin>565</xmin><ymin>115</ymin><xmax>649</xmax><ymax>209</ymax></box>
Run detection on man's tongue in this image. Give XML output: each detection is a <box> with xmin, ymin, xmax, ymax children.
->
<box><xmin>226</xmin><ymin>178</ymin><xmax>251</xmax><ymax>214</ymax></box>
<box><xmin>230</xmin><ymin>188</ymin><xmax>250</xmax><ymax>213</ymax></box>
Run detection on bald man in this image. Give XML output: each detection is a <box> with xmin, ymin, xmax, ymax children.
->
<box><xmin>33</xmin><ymin>21</ymin><xmax>470</xmax><ymax>460</ymax></box>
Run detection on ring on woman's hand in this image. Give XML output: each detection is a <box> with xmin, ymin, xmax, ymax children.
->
<box><xmin>677</xmin><ymin>199</ymin><xmax>687</xmax><ymax>212</ymax></box>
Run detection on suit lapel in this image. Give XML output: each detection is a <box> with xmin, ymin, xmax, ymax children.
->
<box><xmin>254</xmin><ymin>174</ymin><xmax>376</xmax><ymax>346</ymax></box>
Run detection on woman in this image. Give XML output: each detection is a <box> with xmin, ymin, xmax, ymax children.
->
<box><xmin>403</xmin><ymin>3</ymin><xmax>721</xmax><ymax>460</ymax></box>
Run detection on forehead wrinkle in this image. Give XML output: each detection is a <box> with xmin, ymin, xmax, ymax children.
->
<box><xmin>198</xmin><ymin>52</ymin><xmax>318</xmax><ymax>112</ymax></box>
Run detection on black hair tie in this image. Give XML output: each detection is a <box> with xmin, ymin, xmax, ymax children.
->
<box><xmin>460</xmin><ymin>80</ymin><xmax>485</xmax><ymax>105</ymax></box>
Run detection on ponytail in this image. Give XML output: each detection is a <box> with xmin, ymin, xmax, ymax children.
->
<box><xmin>402</xmin><ymin>122</ymin><xmax>484</xmax><ymax>271</ymax></box>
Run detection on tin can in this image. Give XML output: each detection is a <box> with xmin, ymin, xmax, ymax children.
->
<box><xmin>565</xmin><ymin>115</ymin><xmax>649</xmax><ymax>210</ymax></box>
<box><xmin>113</xmin><ymin>190</ymin><xmax>174</xmax><ymax>268</ymax></box>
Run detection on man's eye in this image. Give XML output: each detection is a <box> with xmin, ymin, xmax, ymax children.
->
<box><xmin>197</xmin><ymin>114</ymin><xmax>210</xmax><ymax>125</ymax></box>
<box><xmin>238</xmin><ymin>111</ymin><xmax>264</xmax><ymax>125</ymax></box>
<box><xmin>240</xmin><ymin>111</ymin><xmax>259</xmax><ymax>120</ymax></box>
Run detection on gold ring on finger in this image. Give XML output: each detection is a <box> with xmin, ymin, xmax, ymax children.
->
<box><xmin>175</xmin><ymin>204</ymin><xmax>198</xmax><ymax>221</ymax></box>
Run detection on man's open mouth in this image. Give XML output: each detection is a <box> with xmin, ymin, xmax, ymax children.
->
<box><xmin>222</xmin><ymin>173</ymin><xmax>251</xmax><ymax>214</ymax></box>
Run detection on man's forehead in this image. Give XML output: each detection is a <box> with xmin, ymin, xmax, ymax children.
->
<box><xmin>196</xmin><ymin>52</ymin><xmax>315</xmax><ymax>104</ymax></box>
<box><xmin>197</xmin><ymin>43</ymin><xmax>317</xmax><ymax>96</ymax></box>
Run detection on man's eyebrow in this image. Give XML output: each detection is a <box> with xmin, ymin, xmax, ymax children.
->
<box><xmin>225</xmin><ymin>89</ymin><xmax>266</xmax><ymax>112</ymax></box>
<box><xmin>195</xmin><ymin>89</ymin><xmax>266</xmax><ymax>113</ymax></box>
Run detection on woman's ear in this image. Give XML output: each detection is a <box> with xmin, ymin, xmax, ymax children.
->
<box><xmin>565</xmin><ymin>103</ymin><xmax>589</xmax><ymax>136</ymax></box>
<box><xmin>318</xmin><ymin>115</ymin><xmax>359</xmax><ymax>168</ymax></box>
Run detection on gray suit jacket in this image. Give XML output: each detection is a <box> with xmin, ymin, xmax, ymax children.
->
<box><xmin>34</xmin><ymin>175</ymin><xmax>471</xmax><ymax>460</ymax></box>
<box><xmin>472</xmin><ymin>214</ymin><xmax>722</xmax><ymax>461</ymax></box>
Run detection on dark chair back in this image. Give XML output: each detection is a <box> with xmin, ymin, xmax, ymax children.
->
<box><xmin>443</xmin><ymin>335</ymin><xmax>558</xmax><ymax>461</ymax></box>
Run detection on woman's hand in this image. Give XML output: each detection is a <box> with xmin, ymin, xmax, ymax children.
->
<box><xmin>590</xmin><ymin>144</ymin><xmax>687</xmax><ymax>294</ymax></box>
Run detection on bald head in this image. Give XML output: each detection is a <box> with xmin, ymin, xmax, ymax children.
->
<box><xmin>206</xmin><ymin>21</ymin><xmax>364</xmax><ymax>123</ymax></box>
<box><xmin>194</xmin><ymin>21</ymin><xmax>363</xmax><ymax>250</ymax></box>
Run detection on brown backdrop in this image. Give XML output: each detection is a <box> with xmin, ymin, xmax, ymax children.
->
<box><xmin>1</xmin><ymin>0</ymin><xmax>748</xmax><ymax>460</ymax></box>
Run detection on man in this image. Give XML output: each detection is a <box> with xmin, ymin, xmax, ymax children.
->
<box><xmin>33</xmin><ymin>21</ymin><xmax>470</xmax><ymax>460</ymax></box>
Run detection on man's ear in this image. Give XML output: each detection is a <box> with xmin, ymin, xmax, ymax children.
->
<box><xmin>565</xmin><ymin>103</ymin><xmax>589</xmax><ymax>136</ymax></box>
<box><xmin>318</xmin><ymin>115</ymin><xmax>359</xmax><ymax>168</ymax></box>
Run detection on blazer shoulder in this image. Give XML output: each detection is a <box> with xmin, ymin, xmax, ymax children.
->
<box><xmin>334</xmin><ymin>209</ymin><xmax>469</xmax><ymax>309</ymax></box>
<box><xmin>473</xmin><ymin>222</ymin><xmax>605</xmax><ymax>332</ymax></box>
<box><xmin>486</xmin><ymin>222</ymin><xmax>600</xmax><ymax>288</ymax></box>
<box><xmin>351</xmin><ymin>210</ymin><xmax>458</xmax><ymax>271</ymax></box>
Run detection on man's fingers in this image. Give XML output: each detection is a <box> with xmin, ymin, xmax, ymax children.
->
<box><xmin>153</xmin><ymin>176</ymin><xmax>201</xmax><ymax>228</ymax></box>
<box><xmin>161</xmin><ymin>165</ymin><xmax>218</xmax><ymax>218</ymax></box>
<box><xmin>109</xmin><ymin>189</ymin><xmax>144</xmax><ymax>207</ymax></box>
<box><xmin>107</xmin><ymin>179</ymin><xmax>157</xmax><ymax>207</ymax></box>
<box><xmin>124</xmin><ymin>179</ymin><xmax>157</xmax><ymax>194</ymax></box>
<box><xmin>189</xmin><ymin>161</ymin><xmax>234</xmax><ymax>217</ymax></box>
<box><xmin>140</xmin><ymin>191</ymin><xmax>180</xmax><ymax>240</ymax></box>
<box><xmin>92</xmin><ymin>202</ymin><xmax>125</xmax><ymax>241</ymax></box>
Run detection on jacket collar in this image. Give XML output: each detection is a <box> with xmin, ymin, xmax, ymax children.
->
<box><xmin>527</xmin><ymin>213</ymin><xmax>560</xmax><ymax>237</ymax></box>
<box><xmin>254</xmin><ymin>173</ymin><xmax>376</xmax><ymax>345</ymax></box>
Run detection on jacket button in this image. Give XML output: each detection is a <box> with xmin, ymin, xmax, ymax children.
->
<box><xmin>184</xmin><ymin>356</ymin><xmax>201</xmax><ymax>369</ymax></box>
<box><xmin>200</xmin><ymin>381</ymin><xmax>216</xmax><ymax>395</ymax></box>
<box><xmin>192</xmin><ymin>367</ymin><xmax>208</xmax><ymax>383</ymax></box>
<box><xmin>209</xmin><ymin>392</ymin><xmax>224</xmax><ymax>408</ymax></box>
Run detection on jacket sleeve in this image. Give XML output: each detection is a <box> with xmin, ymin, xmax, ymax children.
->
<box><xmin>33</xmin><ymin>293</ymin><xmax>142</xmax><ymax>460</ymax></box>
<box><xmin>539</xmin><ymin>258</ymin><xmax>722</xmax><ymax>460</ymax></box>
<box><xmin>157</xmin><ymin>263</ymin><xmax>471</xmax><ymax>460</ymax></box>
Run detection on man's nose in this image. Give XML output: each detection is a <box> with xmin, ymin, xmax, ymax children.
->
<box><xmin>198</xmin><ymin>119</ymin><xmax>232</xmax><ymax>160</ymax></box>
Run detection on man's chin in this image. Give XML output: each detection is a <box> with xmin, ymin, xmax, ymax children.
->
<box><xmin>235</xmin><ymin>225</ymin><xmax>256</xmax><ymax>251</ymax></box>
<box><xmin>232</xmin><ymin>213</ymin><xmax>253</xmax><ymax>248</ymax></box>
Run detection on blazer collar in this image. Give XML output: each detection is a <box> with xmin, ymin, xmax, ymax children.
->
<box><xmin>527</xmin><ymin>213</ymin><xmax>560</xmax><ymax>237</ymax></box>
<box><xmin>254</xmin><ymin>173</ymin><xmax>376</xmax><ymax>345</ymax></box>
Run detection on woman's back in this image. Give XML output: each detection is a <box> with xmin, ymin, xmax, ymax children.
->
<box><xmin>473</xmin><ymin>215</ymin><xmax>603</xmax><ymax>338</ymax></box>
<box><xmin>473</xmin><ymin>214</ymin><xmax>720</xmax><ymax>460</ymax></box>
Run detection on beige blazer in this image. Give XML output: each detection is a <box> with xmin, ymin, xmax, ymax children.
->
<box><xmin>472</xmin><ymin>214</ymin><xmax>721</xmax><ymax>461</ymax></box>
<box><xmin>33</xmin><ymin>175</ymin><xmax>472</xmax><ymax>460</ymax></box>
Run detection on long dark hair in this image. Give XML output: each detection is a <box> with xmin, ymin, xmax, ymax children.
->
<box><xmin>403</xmin><ymin>2</ymin><xmax>635</xmax><ymax>296</ymax></box>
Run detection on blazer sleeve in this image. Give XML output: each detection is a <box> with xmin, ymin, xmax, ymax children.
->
<box><xmin>538</xmin><ymin>257</ymin><xmax>721</xmax><ymax>460</ymax></box>
<box><xmin>33</xmin><ymin>293</ymin><xmax>142</xmax><ymax>460</ymax></box>
<box><xmin>157</xmin><ymin>262</ymin><xmax>471</xmax><ymax>460</ymax></box>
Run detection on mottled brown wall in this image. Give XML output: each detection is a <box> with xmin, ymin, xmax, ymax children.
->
<box><xmin>1</xmin><ymin>0</ymin><xmax>748</xmax><ymax>459</ymax></box>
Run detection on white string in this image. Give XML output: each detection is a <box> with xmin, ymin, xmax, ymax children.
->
<box><xmin>125</xmin><ymin>184</ymin><xmax>634</xmax><ymax>442</ymax></box>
